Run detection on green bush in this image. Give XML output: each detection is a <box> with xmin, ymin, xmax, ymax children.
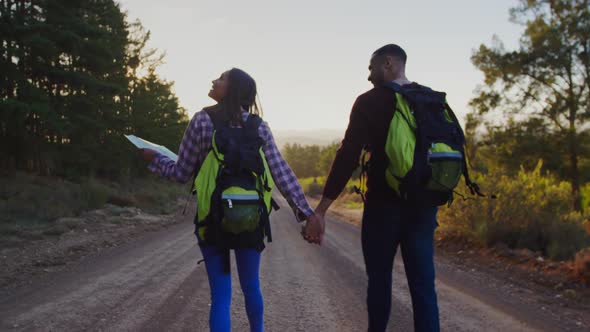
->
<box><xmin>340</xmin><ymin>192</ymin><xmax>363</xmax><ymax>209</ymax></box>
<box><xmin>298</xmin><ymin>176</ymin><xmax>359</xmax><ymax>198</ymax></box>
<box><xmin>439</xmin><ymin>161</ymin><xmax>590</xmax><ymax>260</ymax></box>
<box><xmin>79</xmin><ymin>179</ymin><xmax>112</xmax><ymax>211</ymax></box>
<box><xmin>300</xmin><ymin>177</ymin><xmax>324</xmax><ymax>197</ymax></box>
<box><xmin>582</xmin><ymin>183</ymin><xmax>590</xmax><ymax>213</ymax></box>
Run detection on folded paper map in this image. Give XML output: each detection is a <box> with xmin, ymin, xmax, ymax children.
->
<box><xmin>125</xmin><ymin>135</ymin><xmax>178</xmax><ymax>162</ymax></box>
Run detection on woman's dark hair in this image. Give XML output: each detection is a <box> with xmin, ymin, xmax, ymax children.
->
<box><xmin>211</xmin><ymin>68</ymin><xmax>262</xmax><ymax>125</ymax></box>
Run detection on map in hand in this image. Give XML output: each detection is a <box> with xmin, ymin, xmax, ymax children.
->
<box><xmin>125</xmin><ymin>135</ymin><xmax>178</xmax><ymax>162</ymax></box>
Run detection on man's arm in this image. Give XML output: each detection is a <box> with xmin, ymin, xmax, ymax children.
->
<box><xmin>314</xmin><ymin>196</ymin><xmax>335</xmax><ymax>218</ymax></box>
<box><xmin>316</xmin><ymin>95</ymin><xmax>370</xmax><ymax>217</ymax></box>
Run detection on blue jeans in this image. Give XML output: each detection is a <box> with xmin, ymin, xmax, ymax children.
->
<box><xmin>361</xmin><ymin>203</ymin><xmax>440</xmax><ymax>332</ymax></box>
<box><xmin>200</xmin><ymin>245</ymin><xmax>264</xmax><ymax>332</ymax></box>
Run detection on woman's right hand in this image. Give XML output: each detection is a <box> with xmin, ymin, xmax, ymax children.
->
<box><xmin>141</xmin><ymin>148</ymin><xmax>158</xmax><ymax>162</ymax></box>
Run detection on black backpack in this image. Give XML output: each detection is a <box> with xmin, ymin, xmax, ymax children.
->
<box><xmin>381</xmin><ymin>82</ymin><xmax>485</xmax><ymax>206</ymax></box>
<box><xmin>194</xmin><ymin>110</ymin><xmax>276</xmax><ymax>264</ymax></box>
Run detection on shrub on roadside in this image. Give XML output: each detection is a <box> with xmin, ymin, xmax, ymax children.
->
<box><xmin>582</xmin><ymin>183</ymin><xmax>590</xmax><ymax>213</ymax></box>
<box><xmin>79</xmin><ymin>179</ymin><xmax>112</xmax><ymax>211</ymax></box>
<box><xmin>306</xmin><ymin>180</ymin><xmax>324</xmax><ymax>197</ymax></box>
<box><xmin>438</xmin><ymin>161</ymin><xmax>590</xmax><ymax>260</ymax></box>
<box><xmin>300</xmin><ymin>177</ymin><xmax>325</xmax><ymax>197</ymax></box>
<box><xmin>0</xmin><ymin>173</ymin><xmax>186</xmax><ymax>240</ymax></box>
<box><xmin>337</xmin><ymin>192</ymin><xmax>363</xmax><ymax>209</ymax></box>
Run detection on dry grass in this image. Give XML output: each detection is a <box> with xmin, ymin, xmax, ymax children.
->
<box><xmin>438</xmin><ymin>162</ymin><xmax>590</xmax><ymax>260</ymax></box>
<box><xmin>0</xmin><ymin>172</ymin><xmax>187</xmax><ymax>243</ymax></box>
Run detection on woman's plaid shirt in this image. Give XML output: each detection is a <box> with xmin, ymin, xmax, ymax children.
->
<box><xmin>148</xmin><ymin>110</ymin><xmax>314</xmax><ymax>221</ymax></box>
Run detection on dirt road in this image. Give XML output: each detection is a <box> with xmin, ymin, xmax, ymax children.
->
<box><xmin>0</xmin><ymin>197</ymin><xmax>586</xmax><ymax>331</ymax></box>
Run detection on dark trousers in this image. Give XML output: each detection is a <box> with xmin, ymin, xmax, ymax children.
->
<box><xmin>361</xmin><ymin>203</ymin><xmax>440</xmax><ymax>332</ymax></box>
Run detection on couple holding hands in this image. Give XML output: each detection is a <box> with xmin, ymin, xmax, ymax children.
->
<box><xmin>143</xmin><ymin>44</ymin><xmax>441</xmax><ymax>332</ymax></box>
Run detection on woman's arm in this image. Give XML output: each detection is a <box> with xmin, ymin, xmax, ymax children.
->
<box><xmin>147</xmin><ymin>112</ymin><xmax>206</xmax><ymax>183</ymax></box>
<box><xmin>259</xmin><ymin>121</ymin><xmax>315</xmax><ymax>221</ymax></box>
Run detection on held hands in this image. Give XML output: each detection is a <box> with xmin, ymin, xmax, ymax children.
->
<box><xmin>301</xmin><ymin>213</ymin><xmax>325</xmax><ymax>245</ymax></box>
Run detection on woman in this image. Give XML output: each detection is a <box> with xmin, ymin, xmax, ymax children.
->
<box><xmin>141</xmin><ymin>68</ymin><xmax>324</xmax><ymax>332</ymax></box>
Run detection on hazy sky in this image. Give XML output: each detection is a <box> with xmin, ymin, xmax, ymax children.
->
<box><xmin>118</xmin><ymin>0</ymin><xmax>523</xmax><ymax>130</ymax></box>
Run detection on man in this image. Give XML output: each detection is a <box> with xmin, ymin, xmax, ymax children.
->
<box><xmin>314</xmin><ymin>44</ymin><xmax>440</xmax><ymax>332</ymax></box>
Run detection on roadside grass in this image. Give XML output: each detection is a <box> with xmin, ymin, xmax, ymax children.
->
<box><xmin>0</xmin><ymin>172</ymin><xmax>187</xmax><ymax>243</ymax></box>
<box><xmin>582</xmin><ymin>183</ymin><xmax>590</xmax><ymax>213</ymax></box>
<box><xmin>438</xmin><ymin>162</ymin><xmax>590</xmax><ymax>261</ymax></box>
<box><xmin>300</xmin><ymin>166</ymin><xmax>590</xmax><ymax>266</ymax></box>
<box><xmin>299</xmin><ymin>176</ymin><xmax>359</xmax><ymax>198</ymax></box>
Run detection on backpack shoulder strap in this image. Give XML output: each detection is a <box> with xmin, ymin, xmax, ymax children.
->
<box><xmin>244</xmin><ymin>114</ymin><xmax>262</xmax><ymax>137</ymax></box>
<box><xmin>383</xmin><ymin>81</ymin><xmax>432</xmax><ymax>93</ymax></box>
<box><xmin>245</xmin><ymin>114</ymin><xmax>262</xmax><ymax>130</ymax></box>
<box><xmin>383</xmin><ymin>81</ymin><xmax>403</xmax><ymax>94</ymax></box>
<box><xmin>384</xmin><ymin>82</ymin><xmax>446</xmax><ymax>104</ymax></box>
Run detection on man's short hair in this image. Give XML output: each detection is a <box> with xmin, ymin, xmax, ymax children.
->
<box><xmin>372</xmin><ymin>44</ymin><xmax>407</xmax><ymax>65</ymax></box>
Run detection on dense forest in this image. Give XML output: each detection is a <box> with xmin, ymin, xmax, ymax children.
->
<box><xmin>0</xmin><ymin>0</ymin><xmax>188</xmax><ymax>180</ymax></box>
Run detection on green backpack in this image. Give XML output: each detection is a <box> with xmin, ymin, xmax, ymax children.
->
<box><xmin>382</xmin><ymin>82</ymin><xmax>484</xmax><ymax>206</ymax></box>
<box><xmin>194</xmin><ymin>110</ymin><xmax>276</xmax><ymax>252</ymax></box>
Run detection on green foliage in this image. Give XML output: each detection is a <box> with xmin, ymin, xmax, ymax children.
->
<box><xmin>307</xmin><ymin>180</ymin><xmax>324</xmax><ymax>197</ymax></box>
<box><xmin>282</xmin><ymin>143</ymin><xmax>322</xmax><ymax>178</ymax></box>
<box><xmin>298</xmin><ymin>176</ymin><xmax>358</xmax><ymax>198</ymax></box>
<box><xmin>317</xmin><ymin>142</ymin><xmax>339</xmax><ymax>175</ymax></box>
<box><xmin>299</xmin><ymin>176</ymin><xmax>326</xmax><ymax>196</ymax></box>
<box><xmin>0</xmin><ymin>0</ymin><xmax>188</xmax><ymax>178</ymax></box>
<box><xmin>439</xmin><ymin>161</ymin><xmax>590</xmax><ymax>260</ymax></box>
<box><xmin>470</xmin><ymin>0</ymin><xmax>590</xmax><ymax>210</ymax></box>
<box><xmin>282</xmin><ymin>142</ymin><xmax>362</xmax><ymax>181</ymax></box>
<box><xmin>582</xmin><ymin>183</ymin><xmax>590</xmax><ymax>213</ymax></box>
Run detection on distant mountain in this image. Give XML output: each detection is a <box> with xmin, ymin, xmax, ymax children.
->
<box><xmin>273</xmin><ymin>129</ymin><xmax>344</xmax><ymax>149</ymax></box>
